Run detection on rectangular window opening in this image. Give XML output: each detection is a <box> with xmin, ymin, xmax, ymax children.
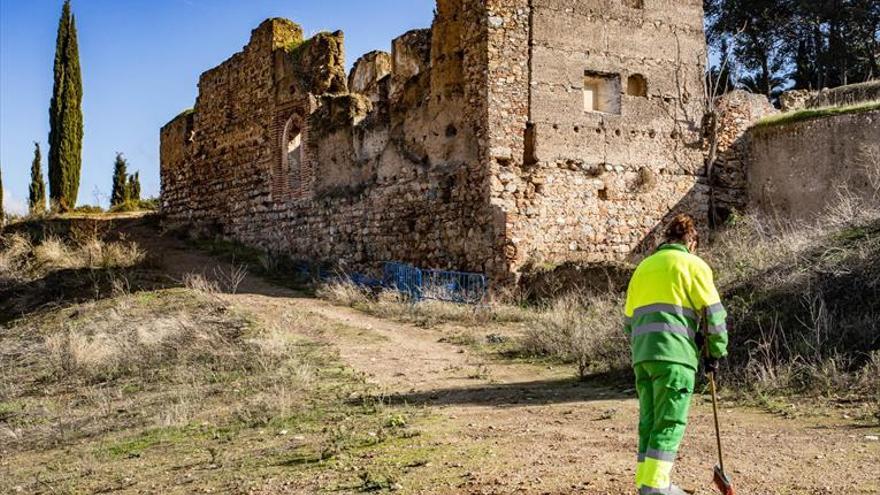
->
<box><xmin>583</xmin><ymin>71</ymin><xmax>621</xmax><ymax>114</ymax></box>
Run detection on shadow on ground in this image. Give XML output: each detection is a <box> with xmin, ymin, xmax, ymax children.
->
<box><xmin>376</xmin><ymin>374</ymin><xmax>634</xmax><ymax>408</ymax></box>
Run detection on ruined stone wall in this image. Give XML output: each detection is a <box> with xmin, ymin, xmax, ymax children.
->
<box><xmin>162</xmin><ymin>9</ymin><xmax>500</xmax><ymax>278</ymax></box>
<box><xmin>708</xmin><ymin>90</ymin><xmax>777</xmax><ymax>222</ymax></box>
<box><xmin>162</xmin><ymin>1</ymin><xmax>713</xmax><ymax>283</ymax></box>
<box><xmin>810</xmin><ymin>80</ymin><xmax>880</xmax><ymax>109</ymax></box>
<box><xmin>746</xmin><ymin>110</ymin><xmax>880</xmax><ymax>220</ymax></box>
<box><xmin>482</xmin><ymin>0</ymin><xmax>708</xmax><ymax>273</ymax></box>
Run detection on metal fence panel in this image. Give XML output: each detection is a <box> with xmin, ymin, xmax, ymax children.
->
<box><xmin>383</xmin><ymin>262</ymin><xmax>424</xmax><ymax>300</ymax></box>
<box><xmin>382</xmin><ymin>262</ymin><xmax>488</xmax><ymax>304</ymax></box>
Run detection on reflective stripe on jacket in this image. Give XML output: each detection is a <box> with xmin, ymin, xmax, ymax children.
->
<box><xmin>624</xmin><ymin>243</ymin><xmax>728</xmax><ymax>369</ymax></box>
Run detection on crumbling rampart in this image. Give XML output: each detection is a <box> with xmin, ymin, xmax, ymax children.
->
<box><xmin>161</xmin><ymin>1</ymin><xmax>709</xmax><ymax>283</ymax></box>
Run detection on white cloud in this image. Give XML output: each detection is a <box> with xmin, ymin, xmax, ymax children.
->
<box><xmin>2</xmin><ymin>188</ymin><xmax>27</xmax><ymax>216</ymax></box>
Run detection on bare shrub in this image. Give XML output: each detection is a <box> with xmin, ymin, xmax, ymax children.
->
<box><xmin>258</xmin><ymin>251</ymin><xmax>282</xmax><ymax>273</ymax></box>
<box><xmin>33</xmin><ymin>236</ymin><xmax>76</xmax><ymax>270</ymax></box>
<box><xmin>183</xmin><ymin>272</ymin><xmax>220</xmax><ymax>295</ymax></box>
<box><xmin>823</xmin><ymin>185</ymin><xmax>877</xmax><ymax>230</ymax></box>
<box><xmin>522</xmin><ymin>293</ymin><xmax>628</xmax><ymax>379</ymax></box>
<box><xmin>856</xmin><ymin>351</ymin><xmax>880</xmax><ymax>423</ymax></box>
<box><xmin>212</xmin><ymin>263</ymin><xmax>248</xmax><ymax>294</ymax></box>
<box><xmin>857</xmin><ymin>144</ymin><xmax>880</xmax><ymax>200</ymax></box>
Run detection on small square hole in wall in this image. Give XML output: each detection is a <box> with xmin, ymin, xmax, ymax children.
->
<box><xmin>623</xmin><ymin>0</ymin><xmax>644</xmax><ymax>8</ymax></box>
<box><xmin>584</xmin><ymin>71</ymin><xmax>621</xmax><ymax>114</ymax></box>
<box><xmin>627</xmin><ymin>74</ymin><xmax>648</xmax><ymax>97</ymax></box>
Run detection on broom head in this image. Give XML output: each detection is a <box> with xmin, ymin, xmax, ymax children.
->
<box><xmin>713</xmin><ymin>465</ymin><xmax>735</xmax><ymax>495</ymax></box>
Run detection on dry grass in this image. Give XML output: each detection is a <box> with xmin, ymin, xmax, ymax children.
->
<box><xmin>317</xmin><ymin>280</ymin><xmax>533</xmax><ymax>328</ymax></box>
<box><xmin>0</xmin><ymin>233</ymin><xmax>34</xmax><ymax>282</ymax></box>
<box><xmin>0</xmin><ymin>284</ymin><xmax>419</xmax><ymax>494</ymax></box>
<box><xmin>0</xmin><ymin>289</ymin><xmax>324</xmax><ymax>453</ymax></box>
<box><xmin>521</xmin><ymin>293</ymin><xmax>629</xmax><ymax>379</ymax></box>
<box><xmin>182</xmin><ymin>271</ymin><xmax>221</xmax><ymax>294</ymax></box>
<box><xmin>0</xmin><ymin>232</ymin><xmax>144</xmax><ymax>285</ymax></box>
<box><xmin>704</xmin><ymin>171</ymin><xmax>880</xmax><ymax>401</ymax></box>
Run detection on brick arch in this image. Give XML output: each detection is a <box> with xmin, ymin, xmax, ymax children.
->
<box><xmin>272</xmin><ymin>111</ymin><xmax>310</xmax><ymax>200</ymax></box>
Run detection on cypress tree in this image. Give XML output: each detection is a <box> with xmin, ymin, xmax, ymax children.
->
<box><xmin>29</xmin><ymin>142</ymin><xmax>47</xmax><ymax>214</ymax></box>
<box><xmin>111</xmin><ymin>153</ymin><xmax>128</xmax><ymax>206</ymax></box>
<box><xmin>0</xmin><ymin>164</ymin><xmax>4</xmax><ymax>227</ymax></box>
<box><xmin>130</xmin><ymin>172</ymin><xmax>141</xmax><ymax>202</ymax></box>
<box><xmin>48</xmin><ymin>0</ymin><xmax>83</xmax><ymax>212</ymax></box>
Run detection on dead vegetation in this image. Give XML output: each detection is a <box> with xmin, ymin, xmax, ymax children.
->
<box><xmin>0</xmin><ymin>219</ymin><xmax>155</xmax><ymax>322</ymax></box>
<box><xmin>0</xmin><ymin>232</ymin><xmax>143</xmax><ymax>284</ymax></box>
<box><xmin>0</xmin><ymin>223</ymin><xmax>422</xmax><ymax>494</ymax></box>
<box><xmin>520</xmin><ymin>293</ymin><xmax>629</xmax><ymax>380</ymax></box>
<box><xmin>317</xmin><ymin>160</ymin><xmax>880</xmax><ymax>413</ymax></box>
<box><xmin>316</xmin><ymin>281</ymin><xmax>532</xmax><ymax>328</ymax></box>
<box><xmin>0</xmin><ymin>284</ymin><xmax>413</xmax><ymax>493</ymax></box>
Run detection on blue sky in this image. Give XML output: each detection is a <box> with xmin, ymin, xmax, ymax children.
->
<box><xmin>0</xmin><ymin>0</ymin><xmax>435</xmax><ymax>213</ymax></box>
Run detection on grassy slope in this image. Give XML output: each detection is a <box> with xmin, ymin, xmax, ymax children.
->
<box><xmin>713</xmin><ymin>219</ymin><xmax>880</xmax><ymax>394</ymax></box>
<box><xmin>0</xmin><ymin>226</ymin><xmax>439</xmax><ymax>494</ymax></box>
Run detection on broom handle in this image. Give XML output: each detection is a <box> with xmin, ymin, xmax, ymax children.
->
<box><xmin>701</xmin><ymin>306</ymin><xmax>725</xmax><ymax>473</ymax></box>
<box><xmin>709</xmin><ymin>371</ymin><xmax>725</xmax><ymax>473</ymax></box>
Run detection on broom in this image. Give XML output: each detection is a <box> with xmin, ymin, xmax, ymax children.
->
<box><xmin>707</xmin><ymin>370</ymin><xmax>735</xmax><ymax>495</ymax></box>
<box><xmin>702</xmin><ymin>309</ymin><xmax>735</xmax><ymax>495</ymax></box>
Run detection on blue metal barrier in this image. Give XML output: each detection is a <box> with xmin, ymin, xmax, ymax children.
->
<box><xmin>295</xmin><ymin>260</ymin><xmax>488</xmax><ymax>305</ymax></box>
<box><xmin>383</xmin><ymin>262</ymin><xmax>424</xmax><ymax>300</ymax></box>
<box><xmin>382</xmin><ymin>262</ymin><xmax>488</xmax><ymax>304</ymax></box>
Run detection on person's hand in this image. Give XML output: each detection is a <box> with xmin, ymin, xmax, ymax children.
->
<box><xmin>703</xmin><ymin>356</ymin><xmax>720</xmax><ymax>376</ymax></box>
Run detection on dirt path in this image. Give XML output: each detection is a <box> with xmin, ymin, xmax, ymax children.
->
<box><xmin>132</xmin><ymin>221</ymin><xmax>880</xmax><ymax>495</ymax></box>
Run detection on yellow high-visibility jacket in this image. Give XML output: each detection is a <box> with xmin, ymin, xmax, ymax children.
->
<box><xmin>624</xmin><ymin>243</ymin><xmax>728</xmax><ymax>369</ymax></box>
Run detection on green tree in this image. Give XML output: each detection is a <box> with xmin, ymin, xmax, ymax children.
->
<box><xmin>122</xmin><ymin>172</ymin><xmax>141</xmax><ymax>206</ymax></box>
<box><xmin>129</xmin><ymin>172</ymin><xmax>141</xmax><ymax>202</ymax></box>
<box><xmin>48</xmin><ymin>0</ymin><xmax>83</xmax><ymax>212</ymax></box>
<box><xmin>787</xmin><ymin>0</ymin><xmax>880</xmax><ymax>89</ymax></box>
<box><xmin>705</xmin><ymin>0</ymin><xmax>794</xmax><ymax>98</ymax></box>
<box><xmin>706</xmin><ymin>0</ymin><xmax>880</xmax><ymax>94</ymax></box>
<box><xmin>111</xmin><ymin>153</ymin><xmax>128</xmax><ymax>206</ymax></box>
<box><xmin>0</xmin><ymin>164</ymin><xmax>4</xmax><ymax>227</ymax></box>
<box><xmin>29</xmin><ymin>142</ymin><xmax>47</xmax><ymax>214</ymax></box>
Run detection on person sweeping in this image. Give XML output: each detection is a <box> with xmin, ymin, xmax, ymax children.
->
<box><xmin>624</xmin><ymin>214</ymin><xmax>729</xmax><ymax>495</ymax></box>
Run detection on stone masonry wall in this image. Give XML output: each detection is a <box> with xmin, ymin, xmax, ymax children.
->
<box><xmin>708</xmin><ymin>90</ymin><xmax>777</xmax><ymax>222</ymax></box>
<box><xmin>162</xmin><ymin>8</ymin><xmax>501</xmax><ymax>279</ymax></box>
<box><xmin>162</xmin><ymin>1</ymin><xmax>711</xmax><ymax>284</ymax></box>
<box><xmin>746</xmin><ymin>110</ymin><xmax>880</xmax><ymax>220</ymax></box>
<box><xmin>483</xmin><ymin>0</ymin><xmax>708</xmax><ymax>273</ymax></box>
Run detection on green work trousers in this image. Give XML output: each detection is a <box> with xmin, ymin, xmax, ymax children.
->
<box><xmin>634</xmin><ymin>361</ymin><xmax>696</xmax><ymax>492</ymax></box>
